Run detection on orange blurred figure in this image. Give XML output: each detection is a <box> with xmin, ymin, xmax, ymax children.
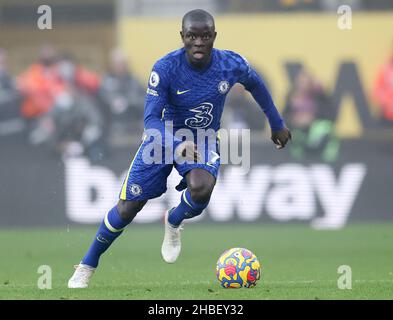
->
<box><xmin>17</xmin><ymin>44</ymin><xmax>64</xmax><ymax>118</ymax></box>
<box><xmin>373</xmin><ymin>49</ymin><xmax>393</xmax><ymax>122</ymax></box>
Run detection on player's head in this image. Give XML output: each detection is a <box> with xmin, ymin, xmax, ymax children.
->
<box><xmin>180</xmin><ymin>9</ymin><xmax>216</xmax><ymax>68</ymax></box>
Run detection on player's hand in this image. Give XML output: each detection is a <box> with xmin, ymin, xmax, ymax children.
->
<box><xmin>175</xmin><ymin>141</ymin><xmax>202</xmax><ymax>163</ymax></box>
<box><xmin>271</xmin><ymin>127</ymin><xmax>292</xmax><ymax>149</ymax></box>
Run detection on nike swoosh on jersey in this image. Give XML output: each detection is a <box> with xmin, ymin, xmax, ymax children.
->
<box><xmin>176</xmin><ymin>89</ymin><xmax>191</xmax><ymax>95</ymax></box>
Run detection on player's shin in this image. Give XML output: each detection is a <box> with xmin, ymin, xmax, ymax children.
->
<box><xmin>168</xmin><ymin>189</ymin><xmax>209</xmax><ymax>227</ymax></box>
<box><xmin>81</xmin><ymin>206</ymin><xmax>130</xmax><ymax>268</ymax></box>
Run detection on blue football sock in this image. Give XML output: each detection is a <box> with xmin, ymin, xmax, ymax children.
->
<box><xmin>82</xmin><ymin>206</ymin><xmax>130</xmax><ymax>268</ymax></box>
<box><xmin>168</xmin><ymin>189</ymin><xmax>209</xmax><ymax>227</ymax></box>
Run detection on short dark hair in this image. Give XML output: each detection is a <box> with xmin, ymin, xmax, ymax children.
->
<box><xmin>182</xmin><ymin>9</ymin><xmax>215</xmax><ymax>31</ymax></box>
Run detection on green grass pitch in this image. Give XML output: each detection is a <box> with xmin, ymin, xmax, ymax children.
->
<box><xmin>0</xmin><ymin>223</ymin><xmax>392</xmax><ymax>300</ymax></box>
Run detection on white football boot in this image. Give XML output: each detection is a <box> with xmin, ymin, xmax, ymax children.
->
<box><xmin>161</xmin><ymin>209</ymin><xmax>183</xmax><ymax>263</ymax></box>
<box><xmin>67</xmin><ymin>263</ymin><xmax>95</xmax><ymax>288</ymax></box>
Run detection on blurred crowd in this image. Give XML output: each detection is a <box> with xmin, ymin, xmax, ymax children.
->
<box><xmin>218</xmin><ymin>0</ymin><xmax>393</xmax><ymax>12</ymax></box>
<box><xmin>373</xmin><ymin>46</ymin><xmax>393</xmax><ymax>125</ymax></box>
<box><xmin>1</xmin><ymin>44</ymin><xmax>392</xmax><ymax>163</ymax></box>
<box><xmin>283</xmin><ymin>68</ymin><xmax>340</xmax><ymax>162</ymax></box>
<box><xmin>0</xmin><ymin>45</ymin><xmax>145</xmax><ymax>161</ymax></box>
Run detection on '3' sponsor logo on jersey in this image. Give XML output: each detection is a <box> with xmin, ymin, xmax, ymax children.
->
<box><xmin>185</xmin><ymin>102</ymin><xmax>214</xmax><ymax>129</ymax></box>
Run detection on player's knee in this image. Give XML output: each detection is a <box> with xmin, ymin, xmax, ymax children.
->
<box><xmin>117</xmin><ymin>200</ymin><xmax>147</xmax><ymax>222</ymax></box>
<box><xmin>188</xmin><ymin>182</ymin><xmax>213</xmax><ymax>204</ymax></box>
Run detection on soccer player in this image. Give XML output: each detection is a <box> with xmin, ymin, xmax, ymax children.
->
<box><xmin>68</xmin><ymin>9</ymin><xmax>291</xmax><ymax>288</ymax></box>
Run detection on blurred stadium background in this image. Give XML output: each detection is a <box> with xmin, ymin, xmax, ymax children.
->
<box><xmin>1</xmin><ymin>0</ymin><xmax>393</xmax><ymax>299</ymax></box>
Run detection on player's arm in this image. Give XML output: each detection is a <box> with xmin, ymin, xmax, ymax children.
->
<box><xmin>144</xmin><ymin>63</ymin><xmax>178</xmax><ymax>149</ymax></box>
<box><xmin>238</xmin><ymin>57</ymin><xmax>291</xmax><ymax>149</ymax></box>
<box><xmin>144</xmin><ymin>62</ymin><xmax>200</xmax><ymax>162</ymax></box>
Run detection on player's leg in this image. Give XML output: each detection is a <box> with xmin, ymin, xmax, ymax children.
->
<box><xmin>69</xmin><ymin>137</ymin><xmax>172</xmax><ymax>288</ymax></box>
<box><xmin>68</xmin><ymin>199</ymin><xmax>147</xmax><ymax>288</ymax></box>
<box><xmin>162</xmin><ymin>168</ymin><xmax>216</xmax><ymax>263</ymax></box>
<box><xmin>80</xmin><ymin>199</ymin><xmax>147</xmax><ymax>268</ymax></box>
<box><xmin>168</xmin><ymin>168</ymin><xmax>215</xmax><ymax>225</ymax></box>
<box><xmin>169</xmin><ymin>136</ymin><xmax>220</xmax><ymax>227</ymax></box>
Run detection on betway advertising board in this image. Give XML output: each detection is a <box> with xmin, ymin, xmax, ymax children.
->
<box><xmin>1</xmin><ymin>138</ymin><xmax>391</xmax><ymax>229</ymax></box>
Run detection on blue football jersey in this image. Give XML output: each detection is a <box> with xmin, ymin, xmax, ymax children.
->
<box><xmin>119</xmin><ymin>48</ymin><xmax>285</xmax><ymax>201</ymax></box>
<box><xmin>144</xmin><ymin>47</ymin><xmax>284</xmax><ymax>143</ymax></box>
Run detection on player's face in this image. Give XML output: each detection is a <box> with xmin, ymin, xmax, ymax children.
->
<box><xmin>181</xmin><ymin>21</ymin><xmax>216</xmax><ymax>68</ymax></box>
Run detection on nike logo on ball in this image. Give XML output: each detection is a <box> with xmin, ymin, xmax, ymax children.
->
<box><xmin>177</xmin><ymin>89</ymin><xmax>191</xmax><ymax>95</ymax></box>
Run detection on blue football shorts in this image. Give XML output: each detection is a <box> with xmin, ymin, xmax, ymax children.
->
<box><xmin>119</xmin><ymin>136</ymin><xmax>220</xmax><ymax>201</ymax></box>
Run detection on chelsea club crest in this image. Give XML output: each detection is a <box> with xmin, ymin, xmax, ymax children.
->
<box><xmin>130</xmin><ymin>184</ymin><xmax>142</xmax><ymax>196</ymax></box>
<box><xmin>218</xmin><ymin>80</ymin><xmax>230</xmax><ymax>94</ymax></box>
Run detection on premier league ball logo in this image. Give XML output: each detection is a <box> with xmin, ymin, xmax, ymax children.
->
<box><xmin>149</xmin><ymin>71</ymin><xmax>160</xmax><ymax>87</ymax></box>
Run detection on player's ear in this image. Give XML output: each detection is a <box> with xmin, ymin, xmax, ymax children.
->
<box><xmin>180</xmin><ymin>31</ymin><xmax>186</xmax><ymax>44</ymax></box>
